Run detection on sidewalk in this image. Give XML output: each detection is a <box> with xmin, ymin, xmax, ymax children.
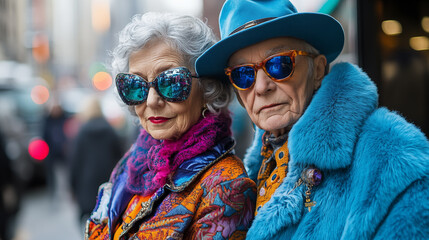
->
<box><xmin>11</xmin><ymin>167</ymin><xmax>83</xmax><ymax>240</ymax></box>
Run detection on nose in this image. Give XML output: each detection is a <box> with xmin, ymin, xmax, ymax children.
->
<box><xmin>253</xmin><ymin>68</ymin><xmax>275</xmax><ymax>95</ymax></box>
<box><xmin>146</xmin><ymin>87</ymin><xmax>164</xmax><ymax>108</ymax></box>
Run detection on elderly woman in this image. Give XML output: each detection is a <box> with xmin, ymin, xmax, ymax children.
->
<box><xmin>85</xmin><ymin>12</ymin><xmax>256</xmax><ymax>240</ymax></box>
<box><xmin>196</xmin><ymin>0</ymin><xmax>429</xmax><ymax>239</ymax></box>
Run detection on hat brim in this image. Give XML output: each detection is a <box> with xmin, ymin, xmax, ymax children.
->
<box><xmin>196</xmin><ymin>12</ymin><xmax>344</xmax><ymax>78</ymax></box>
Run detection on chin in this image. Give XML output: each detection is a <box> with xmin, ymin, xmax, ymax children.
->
<box><xmin>151</xmin><ymin>132</ymin><xmax>182</xmax><ymax>141</ymax></box>
<box><xmin>259</xmin><ymin>119</ymin><xmax>293</xmax><ymax>133</ymax></box>
<box><xmin>146</xmin><ymin>131</ymin><xmax>169</xmax><ymax>140</ymax></box>
<box><xmin>147</xmin><ymin>133</ymin><xmax>163</xmax><ymax>140</ymax></box>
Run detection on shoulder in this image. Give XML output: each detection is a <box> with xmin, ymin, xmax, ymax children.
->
<box><xmin>214</xmin><ymin>154</ymin><xmax>246</xmax><ymax>169</ymax></box>
<box><xmin>354</xmin><ymin>107</ymin><xmax>428</xmax><ymax>180</ymax></box>
<box><xmin>193</xmin><ymin>155</ymin><xmax>256</xmax><ymax>220</ymax></box>
<box><xmin>197</xmin><ymin>154</ymin><xmax>256</xmax><ymax>193</ymax></box>
<box><xmin>359</xmin><ymin>107</ymin><xmax>429</xmax><ymax>169</ymax></box>
<box><xmin>202</xmin><ymin>154</ymin><xmax>248</xmax><ymax>180</ymax></box>
<box><xmin>354</xmin><ymin>106</ymin><xmax>428</xmax><ymax>187</ymax></box>
<box><xmin>347</xmin><ymin>107</ymin><xmax>429</xmax><ymax>232</ymax></box>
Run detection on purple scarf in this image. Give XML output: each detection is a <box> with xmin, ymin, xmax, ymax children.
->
<box><xmin>124</xmin><ymin>111</ymin><xmax>231</xmax><ymax>197</ymax></box>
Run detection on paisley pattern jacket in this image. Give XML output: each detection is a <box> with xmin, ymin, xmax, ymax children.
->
<box><xmin>85</xmin><ymin>138</ymin><xmax>256</xmax><ymax>240</ymax></box>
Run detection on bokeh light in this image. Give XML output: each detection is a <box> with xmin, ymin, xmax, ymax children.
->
<box><xmin>28</xmin><ymin>138</ymin><xmax>49</xmax><ymax>161</ymax></box>
<box><xmin>92</xmin><ymin>71</ymin><xmax>112</xmax><ymax>91</ymax></box>
<box><xmin>422</xmin><ymin>17</ymin><xmax>429</xmax><ymax>33</ymax></box>
<box><xmin>89</xmin><ymin>62</ymin><xmax>107</xmax><ymax>79</ymax></box>
<box><xmin>32</xmin><ymin>34</ymin><xmax>50</xmax><ymax>63</ymax></box>
<box><xmin>381</xmin><ymin>20</ymin><xmax>402</xmax><ymax>36</ymax></box>
<box><xmin>410</xmin><ymin>36</ymin><xmax>429</xmax><ymax>51</ymax></box>
<box><xmin>31</xmin><ymin>85</ymin><xmax>50</xmax><ymax>104</ymax></box>
<box><xmin>91</xmin><ymin>0</ymin><xmax>111</xmax><ymax>33</ymax></box>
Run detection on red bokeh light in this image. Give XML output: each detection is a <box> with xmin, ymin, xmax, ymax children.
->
<box><xmin>28</xmin><ymin>138</ymin><xmax>49</xmax><ymax>161</ymax></box>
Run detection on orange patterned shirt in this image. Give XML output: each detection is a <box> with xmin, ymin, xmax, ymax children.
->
<box><xmin>255</xmin><ymin>141</ymin><xmax>289</xmax><ymax>215</ymax></box>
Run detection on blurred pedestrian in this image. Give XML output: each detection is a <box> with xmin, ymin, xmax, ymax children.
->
<box><xmin>69</xmin><ymin>95</ymin><xmax>123</xmax><ymax>226</ymax></box>
<box><xmin>42</xmin><ymin>102</ymin><xmax>68</xmax><ymax>199</ymax></box>
<box><xmin>85</xmin><ymin>12</ymin><xmax>256</xmax><ymax>239</ymax></box>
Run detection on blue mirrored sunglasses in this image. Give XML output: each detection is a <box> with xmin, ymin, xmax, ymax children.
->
<box><xmin>225</xmin><ymin>50</ymin><xmax>316</xmax><ymax>90</ymax></box>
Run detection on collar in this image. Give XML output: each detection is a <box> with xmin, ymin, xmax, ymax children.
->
<box><xmin>264</xmin><ymin>132</ymin><xmax>288</xmax><ymax>150</ymax></box>
<box><xmin>166</xmin><ymin>137</ymin><xmax>235</xmax><ymax>191</ymax></box>
<box><xmin>288</xmin><ymin>62</ymin><xmax>378</xmax><ymax>170</ymax></box>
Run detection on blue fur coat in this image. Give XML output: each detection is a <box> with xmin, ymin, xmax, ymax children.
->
<box><xmin>244</xmin><ymin>63</ymin><xmax>429</xmax><ymax>239</ymax></box>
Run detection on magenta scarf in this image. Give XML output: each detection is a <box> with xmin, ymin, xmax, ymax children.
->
<box><xmin>124</xmin><ymin>111</ymin><xmax>231</xmax><ymax>197</ymax></box>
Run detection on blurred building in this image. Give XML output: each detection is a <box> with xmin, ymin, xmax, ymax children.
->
<box><xmin>0</xmin><ymin>0</ymin><xmax>427</xmax><ymax>166</ymax></box>
<box><xmin>358</xmin><ymin>0</ymin><xmax>429</xmax><ymax>136</ymax></box>
<box><xmin>0</xmin><ymin>0</ymin><xmax>27</xmax><ymax>62</ymax></box>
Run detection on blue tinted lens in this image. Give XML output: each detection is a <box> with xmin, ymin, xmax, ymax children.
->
<box><xmin>116</xmin><ymin>74</ymin><xmax>148</xmax><ymax>105</ymax></box>
<box><xmin>231</xmin><ymin>66</ymin><xmax>255</xmax><ymax>89</ymax></box>
<box><xmin>126</xmin><ymin>81</ymin><xmax>148</xmax><ymax>101</ymax></box>
<box><xmin>156</xmin><ymin>67</ymin><xmax>191</xmax><ymax>102</ymax></box>
<box><xmin>265</xmin><ymin>55</ymin><xmax>293</xmax><ymax>80</ymax></box>
<box><xmin>116</xmin><ymin>67</ymin><xmax>192</xmax><ymax>105</ymax></box>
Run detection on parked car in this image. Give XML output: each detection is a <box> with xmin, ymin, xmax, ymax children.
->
<box><xmin>0</xmin><ymin>61</ymin><xmax>46</xmax><ymax>187</ymax></box>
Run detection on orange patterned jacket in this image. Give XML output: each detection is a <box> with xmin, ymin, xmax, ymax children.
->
<box><xmin>85</xmin><ymin>140</ymin><xmax>256</xmax><ymax>240</ymax></box>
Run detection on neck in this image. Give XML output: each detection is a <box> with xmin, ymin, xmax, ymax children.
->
<box><xmin>269</xmin><ymin>126</ymin><xmax>292</xmax><ymax>137</ymax></box>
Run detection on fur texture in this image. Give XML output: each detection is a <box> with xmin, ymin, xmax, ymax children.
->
<box><xmin>244</xmin><ymin>63</ymin><xmax>429</xmax><ymax>239</ymax></box>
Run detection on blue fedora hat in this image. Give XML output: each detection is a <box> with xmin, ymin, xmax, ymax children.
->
<box><xmin>196</xmin><ymin>0</ymin><xmax>344</xmax><ymax>78</ymax></box>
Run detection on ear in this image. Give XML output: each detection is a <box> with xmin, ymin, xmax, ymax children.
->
<box><xmin>313</xmin><ymin>54</ymin><xmax>327</xmax><ymax>90</ymax></box>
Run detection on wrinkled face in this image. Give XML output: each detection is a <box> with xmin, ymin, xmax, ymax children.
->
<box><xmin>228</xmin><ymin>37</ymin><xmax>326</xmax><ymax>137</ymax></box>
<box><xmin>129</xmin><ymin>40</ymin><xmax>204</xmax><ymax>140</ymax></box>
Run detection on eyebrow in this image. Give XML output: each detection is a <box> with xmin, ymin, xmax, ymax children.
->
<box><xmin>265</xmin><ymin>45</ymin><xmax>292</xmax><ymax>56</ymax></box>
<box><xmin>131</xmin><ymin>64</ymin><xmax>175</xmax><ymax>81</ymax></box>
<box><xmin>155</xmin><ymin>64</ymin><xmax>175</xmax><ymax>74</ymax></box>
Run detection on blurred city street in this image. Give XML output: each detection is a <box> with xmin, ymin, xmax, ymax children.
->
<box><xmin>0</xmin><ymin>0</ymin><xmax>428</xmax><ymax>240</ymax></box>
<box><xmin>11</xmin><ymin>167</ymin><xmax>82</xmax><ymax>240</ymax></box>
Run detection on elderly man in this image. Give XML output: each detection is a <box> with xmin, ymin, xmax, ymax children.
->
<box><xmin>196</xmin><ymin>0</ymin><xmax>429</xmax><ymax>239</ymax></box>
